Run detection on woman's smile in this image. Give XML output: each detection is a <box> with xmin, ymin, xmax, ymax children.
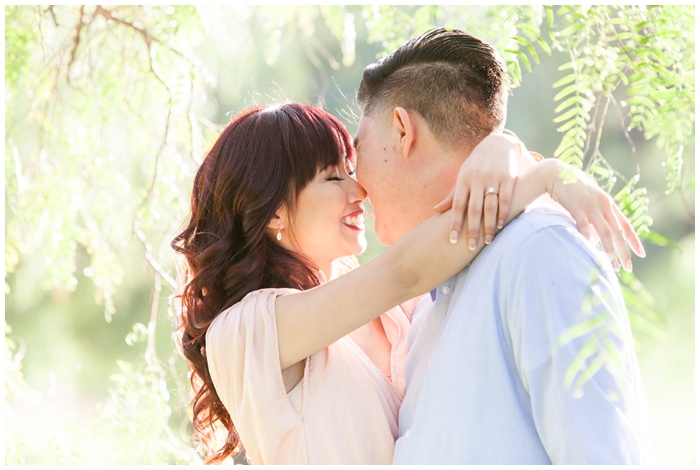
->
<box><xmin>341</xmin><ymin>208</ymin><xmax>365</xmax><ymax>231</ymax></box>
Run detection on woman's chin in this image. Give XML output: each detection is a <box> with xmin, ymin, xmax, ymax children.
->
<box><xmin>352</xmin><ymin>235</ymin><xmax>368</xmax><ymax>255</ymax></box>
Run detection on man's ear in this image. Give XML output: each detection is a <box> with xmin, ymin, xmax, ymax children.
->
<box><xmin>392</xmin><ymin>107</ymin><xmax>416</xmax><ymax>159</ymax></box>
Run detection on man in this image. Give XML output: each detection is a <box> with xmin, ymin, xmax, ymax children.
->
<box><xmin>353</xmin><ymin>28</ymin><xmax>650</xmax><ymax>464</ymax></box>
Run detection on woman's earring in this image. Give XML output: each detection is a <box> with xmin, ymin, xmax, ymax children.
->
<box><xmin>276</xmin><ymin>229</ymin><xmax>282</xmax><ymax>241</ymax></box>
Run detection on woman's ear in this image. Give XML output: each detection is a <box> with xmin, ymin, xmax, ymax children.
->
<box><xmin>392</xmin><ymin>107</ymin><xmax>416</xmax><ymax>159</ymax></box>
<box><xmin>267</xmin><ymin>212</ymin><xmax>286</xmax><ymax>232</ymax></box>
<box><xmin>267</xmin><ymin>212</ymin><xmax>287</xmax><ymax>242</ymax></box>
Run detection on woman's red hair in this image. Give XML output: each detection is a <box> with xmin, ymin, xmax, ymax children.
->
<box><xmin>171</xmin><ymin>102</ymin><xmax>355</xmax><ymax>463</ymax></box>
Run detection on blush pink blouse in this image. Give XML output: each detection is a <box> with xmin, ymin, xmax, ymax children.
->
<box><xmin>205</xmin><ymin>287</ymin><xmax>411</xmax><ymax>464</ymax></box>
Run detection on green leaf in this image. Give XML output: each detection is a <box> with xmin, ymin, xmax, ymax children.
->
<box><xmin>512</xmin><ymin>35</ymin><xmax>531</xmax><ymax>47</ymax></box>
<box><xmin>554</xmin><ymin>94</ymin><xmax>585</xmax><ymax>113</ymax></box>
<box><xmin>527</xmin><ymin>43</ymin><xmax>540</xmax><ymax>64</ymax></box>
<box><xmin>553</xmin><ymin>106</ymin><xmax>590</xmax><ymax>123</ymax></box>
<box><xmin>535</xmin><ymin>37</ymin><xmax>551</xmax><ymax>56</ymax></box>
<box><xmin>552</xmin><ymin>73</ymin><xmax>578</xmax><ymax>89</ymax></box>
<box><xmin>639</xmin><ymin>229</ymin><xmax>681</xmax><ymax>251</ymax></box>
<box><xmin>556</xmin><ymin>116</ymin><xmax>586</xmax><ymax>133</ymax></box>
<box><xmin>554</xmin><ymin>83</ymin><xmax>581</xmax><ymax>101</ymax></box>
<box><xmin>518</xmin><ymin>50</ymin><xmax>532</xmax><ymax>72</ymax></box>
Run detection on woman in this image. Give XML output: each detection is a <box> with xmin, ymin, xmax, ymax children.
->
<box><xmin>171</xmin><ymin>102</ymin><xmax>641</xmax><ymax>464</ymax></box>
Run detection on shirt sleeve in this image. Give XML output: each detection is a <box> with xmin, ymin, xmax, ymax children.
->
<box><xmin>505</xmin><ymin>225</ymin><xmax>650</xmax><ymax>464</ymax></box>
<box><xmin>205</xmin><ymin>288</ymin><xmax>304</xmax><ymax>462</ymax></box>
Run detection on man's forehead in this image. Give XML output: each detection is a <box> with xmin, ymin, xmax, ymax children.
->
<box><xmin>353</xmin><ymin>115</ymin><xmax>369</xmax><ymax>149</ymax></box>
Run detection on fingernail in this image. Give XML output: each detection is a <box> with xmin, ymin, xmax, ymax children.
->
<box><xmin>623</xmin><ymin>259</ymin><xmax>633</xmax><ymax>273</ymax></box>
<box><xmin>450</xmin><ymin>230</ymin><xmax>459</xmax><ymax>244</ymax></box>
<box><xmin>639</xmin><ymin>245</ymin><xmax>646</xmax><ymax>258</ymax></box>
<box><xmin>612</xmin><ymin>260</ymin><xmax>621</xmax><ymax>273</ymax></box>
<box><xmin>468</xmin><ymin>239</ymin><xmax>477</xmax><ymax>251</ymax></box>
<box><xmin>497</xmin><ymin>219</ymin><xmax>504</xmax><ymax>229</ymax></box>
<box><xmin>485</xmin><ymin>234</ymin><xmax>493</xmax><ymax>244</ymax></box>
<box><xmin>433</xmin><ymin>205</ymin><xmax>439</xmax><ymax>213</ymax></box>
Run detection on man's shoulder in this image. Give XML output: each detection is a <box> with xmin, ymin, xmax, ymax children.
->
<box><xmin>488</xmin><ymin>202</ymin><xmax>582</xmax><ymax>255</ymax></box>
<box><xmin>502</xmin><ymin>202</ymin><xmax>575</xmax><ymax>237</ymax></box>
<box><xmin>462</xmin><ymin>202</ymin><xmax>609</xmax><ymax>278</ymax></box>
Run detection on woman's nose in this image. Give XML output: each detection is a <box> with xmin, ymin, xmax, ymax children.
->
<box><xmin>345</xmin><ymin>177</ymin><xmax>367</xmax><ymax>203</ymax></box>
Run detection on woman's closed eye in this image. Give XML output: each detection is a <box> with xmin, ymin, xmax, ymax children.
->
<box><xmin>323</xmin><ymin>165</ymin><xmax>344</xmax><ymax>181</ymax></box>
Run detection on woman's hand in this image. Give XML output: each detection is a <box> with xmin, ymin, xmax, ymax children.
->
<box><xmin>433</xmin><ymin>132</ymin><xmax>522</xmax><ymax>250</ymax></box>
<box><xmin>537</xmin><ymin>159</ymin><xmax>645</xmax><ymax>272</ymax></box>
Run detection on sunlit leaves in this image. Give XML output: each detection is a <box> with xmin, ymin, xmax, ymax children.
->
<box><xmin>4</xmin><ymin>5</ymin><xmax>202</xmax><ymax>314</ymax></box>
<box><xmin>4</xmin><ymin>324</ymin><xmax>38</xmax><ymax>464</ymax></box>
<box><xmin>557</xmin><ymin>274</ymin><xmax>627</xmax><ymax>399</ymax></box>
<box><xmin>319</xmin><ymin>6</ymin><xmax>357</xmax><ymax>67</ymax></box>
<box><xmin>618</xmin><ymin>271</ymin><xmax>666</xmax><ymax>339</ymax></box>
<box><xmin>614</xmin><ymin>178</ymin><xmax>653</xmax><ymax>236</ymax></box>
<box><xmin>362</xmin><ymin>5</ymin><xmax>442</xmax><ymax>56</ymax></box>
<box><xmin>549</xmin><ymin>5</ymin><xmax>694</xmax><ymax>196</ymax></box>
<box><xmin>484</xmin><ymin>5</ymin><xmax>549</xmax><ymax>88</ymax></box>
<box><xmin>94</xmin><ymin>357</ymin><xmax>201</xmax><ymax>464</ymax></box>
<box><xmin>5</xmin><ymin>7</ymin><xmax>204</xmax><ymax>461</ymax></box>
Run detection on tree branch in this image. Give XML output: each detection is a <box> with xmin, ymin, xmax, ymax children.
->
<box><xmin>94</xmin><ymin>5</ymin><xmax>194</xmax><ymax>66</ymax></box>
<box><xmin>133</xmin><ymin>223</ymin><xmax>178</xmax><ymax>290</ymax></box>
<box><xmin>585</xmin><ymin>93</ymin><xmax>611</xmax><ymax>173</ymax></box>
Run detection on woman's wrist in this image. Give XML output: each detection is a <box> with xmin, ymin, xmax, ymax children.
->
<box><xmin>534</xmin><ymin>158</ymin><xmax>567</xmax><ymax>200</ymax></box>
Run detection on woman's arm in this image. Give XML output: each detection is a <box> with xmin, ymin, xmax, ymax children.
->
<box><xmin>435</xmin><ymin>133</ymin><xmax>644</xmax><ymax>267</ymax></box>
<box><xmin>275</xmin><ymin>159</ymin><xmax>593</xmax><ymax>370</ymax></box>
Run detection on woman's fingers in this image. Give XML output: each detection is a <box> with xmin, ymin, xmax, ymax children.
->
<box><xmin>572</xmin><ymin>212</ymin><xmax>596</xmax><ymax>244</ymax></box>
<box><xmin>466</xmin><ymin>185</ymin><xmax>484</xmax><ymax>250</ymax></box>
<box><xmin>582</xmin><ymin>194</ymin><xmax>639</xmax><ymax>273</ymax></box>
<box><xmin>449</xmin><ymin>180</ymin><xmax>471</xmax><ymax>244</ymax></box>
<box><xmin>604</xmin><ymin>208</ymin><xmax>633</xmax><ymax>273</ymax></box>
<box><xmin>496</xmin><ymin>176</ymin><xmax>515</xmax><ymax>230</ymax></box>
<box><xmin>434</xmin><ymin>188</ymin><xmax>455</xmax><ymax>214</ymax></box>
<box><xmin>482</xmin><ymin>186</ymin><xmax>499</xmax><ymax>244</ymax></box>
<box><xmin>588</xmin><ymin>211</ymin><xmax>621</xmax><ymax>272</ymax></box>
<box><xmin>615</xmin><ymin>204</ymin><xmax>646</xmax><ymax>258</ymax></box>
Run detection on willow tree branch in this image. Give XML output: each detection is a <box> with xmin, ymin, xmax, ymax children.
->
<box><xmin>94</xmin><ymin>5</ymin><xmax>194</xmax><ymax>66</ymax></box>
<box><xmin>303</xmin><ymin>36</ymin><xmax>331</xmax><ymax>105</ymax></box>
<box><xmin>133</xmin><ymin>223</ymin><xmax>178</xmax><ymax>290</ymax></box>
<box><xmin>66</xmin><ymin>5</ymin><xmax>87</xmax><ymax>87</ymax></box>
<box><xmin>585</xmin><ymin>93</ymin><xmax>611</xmax><ymax>173</ymax></box>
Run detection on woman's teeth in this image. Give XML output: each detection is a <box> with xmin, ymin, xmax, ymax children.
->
<box><xmin>342</xmin><ymin>214</ymin><xmax>364</xmax><ymax>226</ymax></box>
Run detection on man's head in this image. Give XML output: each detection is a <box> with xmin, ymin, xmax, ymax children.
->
<box><xmin>354</xmin><ymin>28</ymin><xmax>509</xmax><ymax>245</ymax></box>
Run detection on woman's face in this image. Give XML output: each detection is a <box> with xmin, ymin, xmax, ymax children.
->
<box><xmin>283</xmin><ymin>154</ymin><xmax>367</xmax><ymax>274</ymax></box>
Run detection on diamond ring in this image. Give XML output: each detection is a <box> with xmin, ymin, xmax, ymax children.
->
<box><xmin>485</xmin><ymin>187</ymin><xmax>499</xmax><ymax>196</ymax></box>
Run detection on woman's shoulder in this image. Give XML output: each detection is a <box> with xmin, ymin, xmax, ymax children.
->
<box><xmin>208</xmin><ymin>288</ymin><xmax>302</xmax><ymax>337</ymax></box>
<box><xmin>237</xmin><ymin>287</ymin><xmax>302</xmax><ymax>305</ymax></box>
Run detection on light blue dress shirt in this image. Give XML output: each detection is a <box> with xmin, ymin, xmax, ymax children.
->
<box><xmin>394</xmin><ymin>204</ymin><xmax>650</xmax><ymax>464</ymax></box>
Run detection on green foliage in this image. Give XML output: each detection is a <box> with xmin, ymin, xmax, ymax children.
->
<box><xmin>548</xmin><ymin>5</ymin><xmax>694</xmax><ymax>196</ymax></box>
<box><xmin>93</xmin><ymin>355</ymin><xmax>200</xmax><ymax>464</ymax></box>
<box><xmin>542</xmin><ymin>5</ymin><xmax>693</xmax><ymax>344</ymax></box>
<box><xmin>4</xmin><ymin>324</ymin><xmax>35</xmax><ymax>464</ymax></box>
<box><xmin>5</xmin><ymin>5</ymin><xmax>204</xmax><ymax>318</ymax></box>
<box><xmin>485</xmin><ymin>6</ymin><xmax>553</xmax><ymax>87</ymax></box>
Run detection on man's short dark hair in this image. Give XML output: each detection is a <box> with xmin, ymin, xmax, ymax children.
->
<box><xmin>357</xmin><ymin>28</ymin><xmax>509</xmax><ymax>149</ymax></box>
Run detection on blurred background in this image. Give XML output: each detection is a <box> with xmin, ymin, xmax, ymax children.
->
<box><xmin>4</xmin><ymin>5</ymin><xmax>695</xmax><ymax>464</ymax></box>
